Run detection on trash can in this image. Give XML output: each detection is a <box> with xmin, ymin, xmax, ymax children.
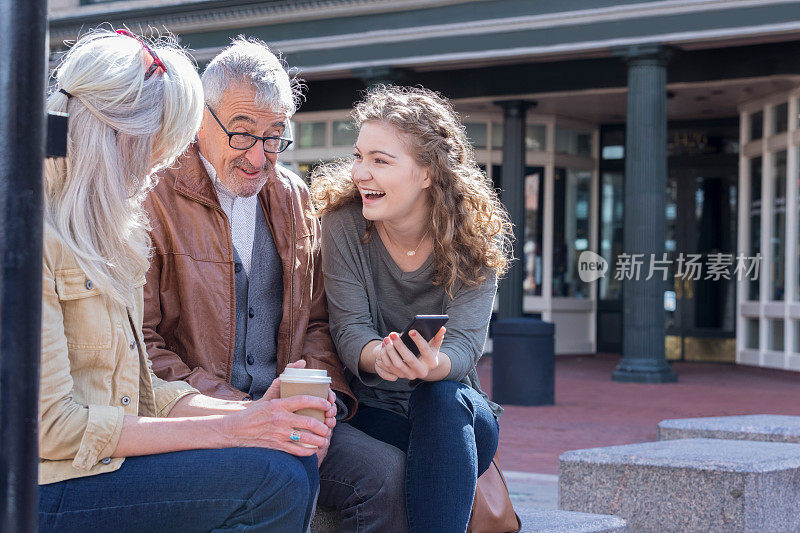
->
<box><xmin>491</xmin><ymin>317</ymin><xmax>554</xmax><ymax>406</ymax></box>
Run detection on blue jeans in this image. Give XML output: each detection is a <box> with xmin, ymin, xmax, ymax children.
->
<box><xmin>348</xmin><ymin>381</ymin><xmax>499</xmax><ymax>533</ymax></box>
<box><xmin>39</xmin><ymin>448</ymin><xmax>318</xmax><ymax>533</ymax></box>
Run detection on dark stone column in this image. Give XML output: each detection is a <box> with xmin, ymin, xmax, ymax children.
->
<box><xmin>612</xmin><ymin>44</ymin><xmax>677</xmax><ymax>383</ymax></box>
<box><xmin>496</xmin><ymin>100</ymin><xmax>534</xmax><ymax>319</ymax></box>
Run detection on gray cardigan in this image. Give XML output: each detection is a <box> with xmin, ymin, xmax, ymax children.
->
<box><xmin>321</xmin><ymin>202</ymin><xmax>502</xmax><ymax>418</ymax></box>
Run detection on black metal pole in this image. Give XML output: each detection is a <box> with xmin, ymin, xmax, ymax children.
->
<box><xmin>0</xmin><ymin>0</ymin><xmax>49</xmax><ymax>531</ymax></box>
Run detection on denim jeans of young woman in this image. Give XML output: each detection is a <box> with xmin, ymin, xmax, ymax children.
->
<box><xmin>348</xmin><ymin>381</ymin><xmax>500</xmax><ymax>533</ymax></box>
<box><xmin>38</xmin><ymin>447</ymin><xmax>318</xmax><ymax>533</ymax></box>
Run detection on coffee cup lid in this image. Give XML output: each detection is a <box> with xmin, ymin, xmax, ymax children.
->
<box><xmin>279</xmin><ymin>367</ymin><xmax>331</xmax><ymax>383</ymax></box>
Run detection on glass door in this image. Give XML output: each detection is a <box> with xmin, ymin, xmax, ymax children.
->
<box><xmin>665</xmin><ymin>160</ymin><xmax>738</xmax><ymax>361</ymax></box>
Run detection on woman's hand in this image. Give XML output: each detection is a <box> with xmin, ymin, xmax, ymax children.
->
<box><xmin>317</xmin><ymin>388</ymin><xmax>338</xmax><ymax>466</ymax></box>
<box><xmin>374</xmin><ymin>327</ymin><xmax>446</xmax><ymax>381</ymax></box>
<box><xmin>220</xmin><ymin>394</ymin><xmax>333</xmax><ymax>456</ymax></box>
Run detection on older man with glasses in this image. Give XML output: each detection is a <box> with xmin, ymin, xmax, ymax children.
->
<box><xmin>142</xmin><ymin>38</ymin><xmax>407</xmax><ymax>532</ymax></box>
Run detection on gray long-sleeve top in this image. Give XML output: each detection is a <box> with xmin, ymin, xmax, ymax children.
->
<box><xmin>321</xmin><ymin>202</ymin><xmax>502</xmax><ymax>419</ymax></box>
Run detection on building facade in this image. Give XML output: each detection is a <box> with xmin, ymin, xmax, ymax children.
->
<box><xmin>48</xmin><ymin>0</ymin><xmax>800</xmax><ymax>372</ymax></box>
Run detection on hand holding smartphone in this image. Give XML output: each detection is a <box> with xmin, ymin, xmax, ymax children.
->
<box><xmin>397</xmin><ymin>315</ymin><xmax>449</xmax><ymax>357</ymax></box>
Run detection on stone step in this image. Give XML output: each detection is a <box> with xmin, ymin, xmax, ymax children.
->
<box><xmin>658</xmin><ymin>414</ymin><xmax>800</xmax><ymax>443</ymax></box>
<box><xmin>559</xmin><ymin>438</ymin><xmax>800</xmax><ymax>532</ymax></box>
<box><xmin>310</xmin><ymin>505</ymin><xmax>626</xmax><ymax>532</ymax></box>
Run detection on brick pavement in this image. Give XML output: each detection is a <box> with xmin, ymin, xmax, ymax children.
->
<box><xmin>478</xmin><ymin>353</ymin><xmax>800</xmax><ymax>475</ymax></box>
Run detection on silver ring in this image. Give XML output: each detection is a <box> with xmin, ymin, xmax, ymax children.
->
<box><xmin>289</xmin><ymin>430</ymin><xmax>301</xmax><ymax>442</ymax></box>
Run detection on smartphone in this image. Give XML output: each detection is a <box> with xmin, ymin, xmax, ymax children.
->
<box><xmin>397</xmin><ymin>315</ymin><xmax>449</xmax><ymax>357</ymax></box>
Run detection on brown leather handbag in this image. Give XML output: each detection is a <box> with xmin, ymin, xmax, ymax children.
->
<box><xmin>467</xmin><ymin>452</ymin><xmax>522</xmax><ymax>533</ymax></box>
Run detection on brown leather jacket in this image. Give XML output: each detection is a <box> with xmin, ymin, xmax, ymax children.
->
<box><xmin>142</xmin><ymin>143</ymin><xmax>355</xmax><ymax>415</ymax></box>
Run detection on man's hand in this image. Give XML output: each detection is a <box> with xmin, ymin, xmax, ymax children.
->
<box><xmin>263</xmin><ymin>360</ymin><xmax>307</xmax><ymax>401</ymax></box>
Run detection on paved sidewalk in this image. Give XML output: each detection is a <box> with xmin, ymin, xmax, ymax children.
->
<box><xmin>478</xmin><ymin>353</ymin><xmax>800</xmax><ymax>476</ymax></box>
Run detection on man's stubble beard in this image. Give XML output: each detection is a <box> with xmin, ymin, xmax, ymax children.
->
<box><xmin>227</xmin><ymin>155</ymin><xmax>276</xmax><ymax>198</ymax></box>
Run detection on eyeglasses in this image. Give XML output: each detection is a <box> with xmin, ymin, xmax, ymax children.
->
<box><xmin>116</xmin><ymin>29</ymin><xmax>167</xmax><ymax>80</ymax></box>
<box><xmin>205</xmin><ymin>104</ymin><xmax>293</xmax><ymax>153</ymax></box>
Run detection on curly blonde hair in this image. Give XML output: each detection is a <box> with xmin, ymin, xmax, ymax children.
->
<box><xmin>311</xmin><ymin>85</ymin><xmax>512</xmax><ymax>295</ymax></box>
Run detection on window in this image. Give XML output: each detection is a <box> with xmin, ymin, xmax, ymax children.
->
<box><xmin>465</xmin><ymin>123</ymin><xmax>488</xmax><ymax>150</ymax></box>
<box><xmin>771</xmin><ymin>151</ymin><xmax>786</xmax><ymax>301</ymax></box>
<box><xmin>525</xmin><ymin>125</ymin><xmax>547</xmax><ymax>151</ymax></box>
<box><xmin>553</xmin><ymin>168</ymin><xmax>592</xmax><ymax>297</ymax></box>
<box><xmin>601</xmin><ymin>129</ymin><xmax>625</xmax><ymax>160</ymax></box>
<box><xmin>523</xmin><ymin>167</ymin><xmax>545</xmax><ymax>296</ymax></box>
<box><xmin>491</xmin><ymin>122</ymin><xmax>503</xmax><ymax>149</ymax></box>
<box><xmin>332</xmin><ymin>121</ymin><xmax>357</xmax><ymax>147</ymax></box>
<box><xmin>770</xmin><ymin>319</ymin><xmax>784</xmax><ymax>351</ymax></box>
<box><xmin>296</xmin><ymin>122</ymin><xmax>326</xmax><ymax>149</ymax></box>
<box><xmin>487</xmin><ymin>123</ymin><xmax>546</xmax><ymax>151</ymax></box>
<box><xmin>795</xmin><ymin>321</ymin><xmax>800</xmax><ymax>353</ymax></box>
<box><xmin>748</xmin><ymin>156</ymin><xmax>762</xmax><ymax>300</ymax></box>
<box><xmin>599</xmin><ymin>172</ymin><xmax>624</xmax><ymax>300</ymax></box>
<box><xmin>750</xmin><ymin>110</ymin><xmax>763</xmax><ymax>141</ymax></box>
<box><xmin>773</xmin><ymin>102</ymin><xmax>788</xmax><ymax>134</ymax></box>
<box><xmin>555</xmin><ymin>127</ymin><xmax>592</xmax><ymax>157</ymax></box>
<box><xmin>746</xmin><ymin>318</ymin><xmax>760</xmax><ymax>349</ymax></box>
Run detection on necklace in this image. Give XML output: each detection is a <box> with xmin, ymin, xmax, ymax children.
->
<box><xmin>380</xmin><ymin>223</ymin><xmax>430</xmax><ymax>257</ymax></box>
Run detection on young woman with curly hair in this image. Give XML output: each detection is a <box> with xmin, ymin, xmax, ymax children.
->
<box><xmin>311</xmin><ymin>85</ymin><xmax>513</xmax><ymax>532</ymax></box>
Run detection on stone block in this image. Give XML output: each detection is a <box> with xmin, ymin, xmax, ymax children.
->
<box><xmin>517</xmin><ymin>507</ymin><xmax>626</xmax><ymax>532</ymax></box>
<box><xmin>658</xmin><ymin>414</ymin><xmax>800</xmax><ymax>443</ymax></box>
<box><xmin>559</xmin><ymin>438</ymin><xmax>800</xmax><ymax>532</ymax></box>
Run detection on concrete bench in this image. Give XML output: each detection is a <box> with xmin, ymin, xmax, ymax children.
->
<box><xmin>658</xmin><ymin>414</ymin><xmax>800</xmax><ymax>443</ymax></box>
<box><xmin>312</xmin><ymin>505</ymin><xmax>627</xmax><ymax>532</ymax></box>
<box><xmin>559</xmin><ymin>438</ymin><xmax>800</xmax><ymax>532</ymax></box>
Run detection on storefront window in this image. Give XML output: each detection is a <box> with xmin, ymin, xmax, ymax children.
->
<box><xmin>553</xmin><ymin>168</ymin><xmax>592</xmax><ymax>297</ymax></box>
<box><xmin>465</xmin><ymin>123</ymin><xmax>488</xmax><ymax>149</ymax></box>
<box><xmin>772</xmin><ymin>102</ymin><xmax>788</xmax><ymax>134</ymax></box>
<box><xmin>746</xmin><ymin>318</ymin><xmax>760</xmax><ymax>349</ymax></box>
<box><xmin>770</xmin><ymin>319</ymin><xmax>784</xmax><ymax>351</ymax></box>
<box><xmin>523</xmin><ymin>167</ymin><xmax>545</xmax><ymax>296</ymax></box>
<box><xmin>296</xmin><ymin>122</ymin><xmax>326</xmax><ymax>149</ymax></box>
<box><xmin>749</xmin><ymin>156</ymin><xmax>762</xmax><ymax>300</ymax></box>
<box><xmin>795</xmin><ymin>321</ymin><xmax>800</xmax><ymax>353</ymax></box>
<box><xmin>750</xmin><ymin>110</ymin><xmax>763</xmax><ymax>141</ymax></box>
<box><xmin>601</xmin><ymin>129</ymin><xmax>625</xmax><ymax>160</ymax></box>
<box><xmin>491</xmin><ymin>122</ymin><xmax>503</xmax><ymax>149</ymax></box>
<box><xmin>599</xmin><ymin>172</ymin><xmax>623</xmax><ymax>300</ymax></box>
<box><xmin>526</xmin><ymin>125</ymin><xmax>547</xmax><ymax>151</ymax></box>
<box><xmin>796</xmin><ymin>99</ymin><xmax>800</xmax><ymax>129</ymax></box>
<box><xmin>332</xmin><ymin>121</ymin><xmax>357</xmax><ymax>147</ymax></box>
<box><xmin>555</xmin><ymin>127</ymin><xmax>592</xmax><ymax>157</ymax></box>
<box><xmin>771</xmin><ymin>150</ymin><xmax>786</xmax><ymax>301</ymax></box>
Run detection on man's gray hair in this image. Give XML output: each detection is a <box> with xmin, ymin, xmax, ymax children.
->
<box><xmin>202</xmin><ymin>36</ymin><xmax>302</xmax><ymax>116</ymax></box>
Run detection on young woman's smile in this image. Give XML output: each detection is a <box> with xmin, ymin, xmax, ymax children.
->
<box><xmin>351</xmin><ymin>120</ymin><xmax>430</xmax><ymax>224</ymax></box>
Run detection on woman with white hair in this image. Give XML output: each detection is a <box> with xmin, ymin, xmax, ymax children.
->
<box><xmin>39</xmin><ymin>29</ymin><xmax>325</xmax><ymax>532</ymax></box>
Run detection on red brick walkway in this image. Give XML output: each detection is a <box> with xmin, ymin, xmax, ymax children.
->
<box><xmin>477</xmin><ymin>354</ymin><xmax>800</xmax><ymax>474</ymax></box>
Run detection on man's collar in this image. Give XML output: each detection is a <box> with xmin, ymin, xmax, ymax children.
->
<box><xmin>198</xmin><ymin>151</ymin><xmax>237</xmax><ymax>205</ymax></box>
<box><xmin>172</xmin><ymin>143</ymin><xmax>221</xmax><ymax>207</ymax></box>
